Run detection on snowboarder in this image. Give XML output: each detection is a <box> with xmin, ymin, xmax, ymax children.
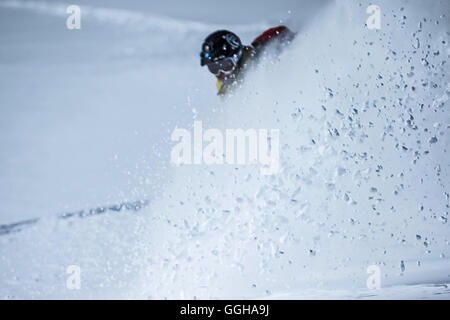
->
<box><xmin>200</xmin><ymin>26</ymin><xmax>295</xmax><ymax>95</ymax></box>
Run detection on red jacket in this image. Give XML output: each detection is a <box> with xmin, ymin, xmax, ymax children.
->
<box><xmin>251</xmin><ymin>25</ymin><xmax>296</xmax><ymax>51</ymax></box>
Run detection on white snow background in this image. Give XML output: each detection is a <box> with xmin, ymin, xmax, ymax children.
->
<box><xmin>0</xmin><ymin>0</ymin><xmax>449</xmax><ymax>299</ymax></box>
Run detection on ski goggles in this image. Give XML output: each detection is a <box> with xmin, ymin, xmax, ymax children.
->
<box><xmin>205</xmin><ymin>49</ymin><xmax>242</xmax><ymax>76</ymax></box>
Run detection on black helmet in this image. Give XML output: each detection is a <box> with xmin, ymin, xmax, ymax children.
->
<box><xmin>200</xmin><ymin>30</ymin><xmax>242</xmax><ymax>66</ymax></box>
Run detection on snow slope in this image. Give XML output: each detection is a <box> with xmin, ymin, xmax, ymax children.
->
<box><xmin>0</xmin><ymin>0</ymin><xmax>449</xmax><ymax>299</ymax></box>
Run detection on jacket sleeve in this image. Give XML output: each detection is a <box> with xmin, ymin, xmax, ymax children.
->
<box><xmin>216</xmin><ymin>78</ymin><xmax>226</xmax><ymax>95</ymax></box>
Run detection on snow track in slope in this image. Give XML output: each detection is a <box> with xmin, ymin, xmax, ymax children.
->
<box><xmin>0</xmin><ymin>199</ymin><xmax>149</xmax><ymax>236</ymax></box>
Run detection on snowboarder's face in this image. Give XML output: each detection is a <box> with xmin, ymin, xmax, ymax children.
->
<box><xmin>206</xmin><ymin>57</ymin><xmax>238</xmax><ymax>77</ymax></box>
